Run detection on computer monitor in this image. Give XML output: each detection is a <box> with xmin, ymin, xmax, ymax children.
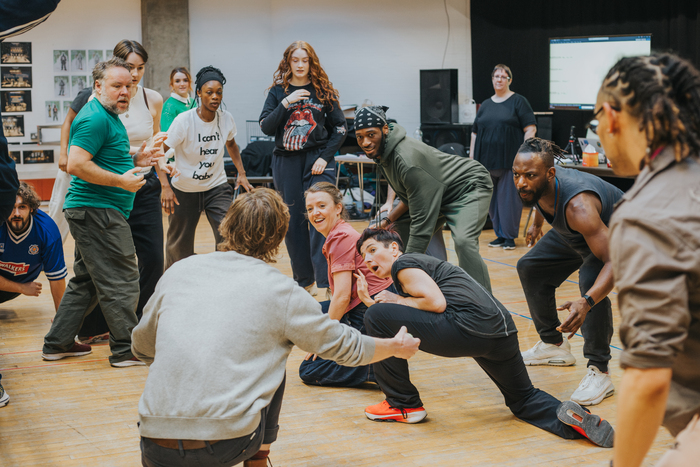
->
<box><xmin>549</xmin><ymin>34</ymin><xmax>651</xmax><ymax>110</ymax></box>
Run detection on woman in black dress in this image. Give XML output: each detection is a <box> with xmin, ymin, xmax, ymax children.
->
<box><xmin>470</xmin><ymin>64</ymin><xmax>537</xmax><ymax>250</ymax></box>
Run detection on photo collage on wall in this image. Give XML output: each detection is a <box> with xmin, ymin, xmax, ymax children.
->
<box><xmin>50</xmin><ymin>48</ymin><xmax>110</xmax><ymax>126</ymax></box>
<box><xmin>1</xmin><ymin>41</ymin><xmax>32</xmax><ymax>139</ymax></box>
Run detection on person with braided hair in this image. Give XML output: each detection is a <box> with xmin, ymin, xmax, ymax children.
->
<box><xmin>163</xmin><ymin>66</ymin><xmax>252</xmax><ymax>268</ymax></box>
<box><xmin>259</xmin><ymin>41</ymin><xmax>347</xmax><ymax>297</ymax></box>
<box><xmin>596</xmin><ymin>52</ymin><xmax>700</xmax><ymax>467</ymax></box>
<box><xmin>513</xmin><ymin>137</ymin><xmax>623</xmax><ymax>406</ymax></box>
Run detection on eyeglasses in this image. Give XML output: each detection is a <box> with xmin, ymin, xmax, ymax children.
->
<box><xmin>493</xmin><ymin>75</ymin><xmax>510</xmax><ymax>81</ymax></box>
<box><xmin>587</xmin><ymin>104</ymin><xmax>620</xmax><ymax>135</ymax></box>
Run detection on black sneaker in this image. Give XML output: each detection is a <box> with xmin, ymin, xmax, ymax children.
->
<box><xmin>488</xmin><ymin>237</ymin><xmax>506</xmax><ymax>247</ymax></box>
<box><xmin>0</xmin><ymin>383</ymin><xmax>9</xmax><ymax>408</ymax></box>
<box><xmin>502</xmin><ymin>239</ymin><xmax>516</xmax><ymax>250</ymax></box>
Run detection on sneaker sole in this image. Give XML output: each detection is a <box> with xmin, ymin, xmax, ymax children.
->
<box><xmin>502</xmin><ymin>246</ymin><xmax>516</xmax><ymax>250</ymax></box>
<box><xmin>488</xmin><ymin>243</ymin><xmax>505</xmax><ymax>248</ymax></box>
<box><xmin>0</xmin><ymin>393</ymin><xmax>9</xmax><ymax>407</ymax></box>
<box><xmin>111</xmin><ymin>361</ymin><xmax>146</xmax><ymax>368</ymax></box>
<box><xmin>42</xmin><ymin>351</ymin><xmax>92</xmax><ymax>361</ymax></box>
<box><xmin>365</xmin><ymin>409</ymin><xmax>427</xmax><ymax>424</ymax></box>
<box><xmin>522</xmin><ymin>356</ymin><xmax>576</xmax><ymax>367</ymax></box>
<box><xmin>557</xmin><ymin>401</ymin><xmax>614</xmax><ymax>448</ymax></box>
<box><xmin>571</xmin><ymin>386</ymin><xmax>614</xmax><ymax>406</ymax></box>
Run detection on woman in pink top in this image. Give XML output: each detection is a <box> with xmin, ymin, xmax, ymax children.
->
<box><xmin>299</xmin><ymin>182</ymin><xmax>394</xmax><ymax>387</ymax></box>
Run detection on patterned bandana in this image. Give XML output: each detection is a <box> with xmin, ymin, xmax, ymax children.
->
<box><xmin>354</xmin><ymin>106</ymin><xmax>389</xmax><ymax>130</ymax></box>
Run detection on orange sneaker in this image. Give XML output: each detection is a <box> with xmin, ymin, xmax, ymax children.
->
<box><xmin>365</xmin><ymin>400</ymin><xmax>427</xmax><ymax>423</ymax></box>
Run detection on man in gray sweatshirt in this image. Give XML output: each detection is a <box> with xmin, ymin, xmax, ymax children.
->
<box><xmin>132</xmin><ymin>188</ymin><xmax>420</xmax><ymax>467</ymax></box>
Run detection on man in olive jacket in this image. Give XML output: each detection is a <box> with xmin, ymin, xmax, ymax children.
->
<box><xmin>355</xmin><ymin>106</ymin><xmax>493</xmax><ymax>291</ymax></box>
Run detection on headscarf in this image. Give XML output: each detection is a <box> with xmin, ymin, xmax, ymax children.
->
<box><xmin>195</xmin><ymin>66</ymin><xmax>226</xmax><ymax>92</ymax></box>
<box><xmin>354</xmin><ymin>106</ymin><xmax>389</xmax><ymax>130</ymax></box>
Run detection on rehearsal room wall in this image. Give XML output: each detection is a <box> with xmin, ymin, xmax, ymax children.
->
<box><xmin>8</xmin><ymin>0</ymin><xmax>141</xmax><ymax>182</ymax></box>
<box><xmin>188</xmin><ymin>0</ymin><xmax>472</xmax><ymax>146</ymax></box>
<box><xmin>471</xmin><ymin>0</ymin><xmax>700</xmax><ymax>147</ymax></box>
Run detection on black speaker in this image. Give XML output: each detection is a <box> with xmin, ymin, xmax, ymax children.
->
<box><xmin>421</xmin><ymin>124</ymin><xmax>471</xmax><ymax>149</ymax></box>
<box><xmin>534</xmin><ymin>113</ymin><xmax>553</xmax><ymax>141</ymax></box>
<box><xmin>420</xmin><ymin>69</ymin><xmax>458</xmax><ymax>124</ymax></box>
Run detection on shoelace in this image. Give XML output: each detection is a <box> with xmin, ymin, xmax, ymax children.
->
<box><xmin>578</xmin><ymin>368</ymin><xmax>597</xmax><ymax>389</ymax></box>
<box><xmin>399</xmin><ymin>407</ymin><xmax>409</xmax><ymax>420</ymax></box>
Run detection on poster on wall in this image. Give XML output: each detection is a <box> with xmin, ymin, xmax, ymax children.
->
<box><xmin>71</xmin><ymin>50</ymin><xmax>86</xmax><ymax>72</ymax></box>
<box><xmin>1</xmin><ymin>42</ymin><xmax>31</xmax><ymax>64</ymax></box>
<box><xmin>23</xmin><ymin>150</ymin><xmax>55</xmax><ymax>164</ymax></box>
<box><xmin>71</xmin><ymin>76</ymin><xmax>87</xmax><ymax>97</ymax></box>
<box><xmin>1</xmin><ymin>67</ymin><xmax>32</xmax><ymax>88</ymax></box>
<box><xmin>54</xmin><ymin>76</ymin><xmax>69</xmax><ymax>98</ymax></box>
<box><xmin>63</xmin><ymin>100</ymin><xmax>72</xmax><ymax>117</ymax></box>
<box><xmin>1</xmin><ymin>90</ymin><xmax>32</xmax><ymax>112</ymax></box>
<box><xmin>8</xmin><ymin>150</ymin><xmax>21</xmax><ymax>163</ymax></box>
<box><xmin>45</xmin><ymin>100</ymin><xmax>60</xmax><ymax>123</ymax></box>
<box><xmin>2</xmin><ymin>115</ymin><xmax>24</xmax><ymax>137</ymax></box>
<box><xmin>88</xmin><ymin>50</ymin><xmax>103</xmax><ymax>69</ymax></box>
<box><xmin>53</xmin><ymin>50</ymin><xmax>69</xmax><ymax>72</ymax></box>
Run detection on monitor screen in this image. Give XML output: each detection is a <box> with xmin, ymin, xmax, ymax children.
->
<box><xmin>549</xmin><ymin>34</ymin><xmax>651</xmax><ymax>110</ymax></box>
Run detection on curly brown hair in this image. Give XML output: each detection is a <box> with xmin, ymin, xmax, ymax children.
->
<box><xmin>217</xmin><ymin>188</ymin><xmax>289</xmax><ymax>263</ymax></box>
<box><xmin>16</xmin><ymin>181</ymin><xmax>41</xmax><ymax>213</ymax></box>
<box><xmin>270</xmin><ymin>41</ymin><xmax>339</xmax><ymax>107</ymax></box>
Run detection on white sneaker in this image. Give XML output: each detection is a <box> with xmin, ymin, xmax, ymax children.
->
<box><xmin>303</xmin><ymin>283</ymin><xmax>318</xmax><ymax>296</ymax></box>
<box><xmin>570</xmin><ymin>366</ymin><xmax>614</xmax><ymax>406</ymax></box>
<box><xmin>521</xmin><ymin>339</ymin><xmax>576</xmax><ymax>366</ymax></box>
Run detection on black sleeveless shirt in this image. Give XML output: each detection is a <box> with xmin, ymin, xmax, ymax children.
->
<box><xmin>537</xmin><ymin>167</ymin><xmax>623</xmax><ymax>252</ymax></box>
<box><xmin>391</xmin><ymin>253</ymin><xmax>517</xmax><ymax>339</ymax></box>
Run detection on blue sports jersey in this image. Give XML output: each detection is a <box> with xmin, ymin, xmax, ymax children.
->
<box><xmin>0</xmin><ymin>209</ymin><xmax>67</xmax><ymax>283</ymax></box>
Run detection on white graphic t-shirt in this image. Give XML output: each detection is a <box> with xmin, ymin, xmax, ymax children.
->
<box><xmin>165</xmin><ymin>109</ymin><xmax>236</xmax><ymax>193</ymax></box>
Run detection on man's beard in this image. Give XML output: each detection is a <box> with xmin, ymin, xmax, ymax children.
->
<box><xmin>365</xmin><ymin>132</ymin><xmax>387</xmax><ymax>160</ymax></box>
<box><xmin>518</xmin><ymin>182</ymin><xmax>550</xmax><ymax>208</ymax></box>
<box><xmin>8</xmin><ymin>216</ymin><xmax>30</xmax><ymax>234</ymax></box>
<box><xmin>99</xmin><ymin>91</ymin><xmax>129</xmax><ymax>115</ymax></box>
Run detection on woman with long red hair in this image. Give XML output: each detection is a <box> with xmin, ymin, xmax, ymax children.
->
<box><xmin>259</xmin><ymin>40</ymin><xmax>347</xmax><ymax>296</ymax></box>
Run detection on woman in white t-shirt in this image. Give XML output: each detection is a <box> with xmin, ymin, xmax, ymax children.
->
<box><xmin>163</xmin><ymin>66</ymin><xmax>253</xmax><ymax>268</ymax></box>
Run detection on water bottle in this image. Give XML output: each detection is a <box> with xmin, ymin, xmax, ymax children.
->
<box><xmin>413</xmin><ymin>127</ymin><xmax>423</xmax><ymax>142</ymax></box>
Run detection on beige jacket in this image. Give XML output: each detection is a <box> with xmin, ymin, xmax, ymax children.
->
<box><xmin>609</xmin><ymin>147</ymin><xmax>700</xmax><ymax>435</ymax></box>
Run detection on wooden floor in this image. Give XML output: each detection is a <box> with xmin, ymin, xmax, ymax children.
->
<box><xmin>0</xmin><ymin>208</ymin><xmax>673</xmax><ymax>466</ymax></box>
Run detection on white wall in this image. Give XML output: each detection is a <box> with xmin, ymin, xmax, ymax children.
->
<box><xmin>9</xmin><ymin>0</ymin><xmax>141</xmax><ymax>178</ymax></box>
<box><xmin>189</xmin><ymin>0</ymin><xmax>472</xmax><ymax>146</ymax></box>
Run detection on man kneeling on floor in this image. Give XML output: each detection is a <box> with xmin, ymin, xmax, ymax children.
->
<box><xmin>131</xmin><ymin>188</ymin><xmax>421</xmax><ymax>467</ymax></box>
<box><xmin>355</xmin><ymin>228</ymin><xmax>614</xmax><ymax>447</ymax></box>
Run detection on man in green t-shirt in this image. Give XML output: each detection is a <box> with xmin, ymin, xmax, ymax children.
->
<box><xmin>42</xmin><ymin>57</ymin><xmax>164</xmax><ymax>367</ymax></box>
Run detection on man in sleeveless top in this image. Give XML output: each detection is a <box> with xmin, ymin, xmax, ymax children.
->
<box><xmin>512</xmin><ymin>138</ymin><xmax>623</xmax><ymax>407</ymax></box>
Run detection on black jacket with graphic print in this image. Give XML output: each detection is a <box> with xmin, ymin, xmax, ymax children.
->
<box><xmin>259</xmin><ymin>84</ymin><xmax>347</xmax><ymax>163</ymax></box>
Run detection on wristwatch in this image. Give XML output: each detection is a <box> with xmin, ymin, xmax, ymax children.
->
<box><xmin>583</xmin><ymin>294</ymin><xmax>595</xmax><ymax>308</ymax></box>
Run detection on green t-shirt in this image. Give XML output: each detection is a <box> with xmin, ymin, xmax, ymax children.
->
<box><xmin>161</xmin><ymin>94</ymin><xmax>197</xmax><ymax>131</ymax></box>
<box><xmin>64</xmin><ymin>98</ymin><xmax>135</xmax><ymax>218</ymax></box>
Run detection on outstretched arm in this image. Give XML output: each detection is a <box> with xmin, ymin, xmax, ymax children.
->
<box><xmin>557</xmin><ymin>192</ymin><xmax>614</xmax><ymax>336</ymax></box>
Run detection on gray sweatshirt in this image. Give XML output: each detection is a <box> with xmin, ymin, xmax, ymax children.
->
<box><xmin>132</xmin><ymin>251</ymin><xmax>376</xmax><ymax>440</ymax></box>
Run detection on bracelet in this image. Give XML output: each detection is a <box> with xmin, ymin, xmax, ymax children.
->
<box><xmin>282</xmin><ymin>98</ymin><xmax>289</xmax><ymax>106</ymax></box>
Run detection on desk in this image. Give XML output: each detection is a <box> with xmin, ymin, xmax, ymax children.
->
<box><xmin>558</xmin><ymin>162</ymin><xmax>636</xmax><ymax>192</ymax></box>
<box><xmin>334</xmin><ymin>154</ymin><xmax>378</xmax><ymax>208</ymax></box>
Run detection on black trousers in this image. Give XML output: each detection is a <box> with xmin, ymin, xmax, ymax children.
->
<box><xmin>79</xmin><ymin>173</ymin><xmax>164</xmax><ymax>336</ymax></box>
<box><xmin>364</xmin><ymin>303</ymin><xmax>582</xmax><ymax>440</ymax></box>
<box><xmin>516</xmin><ymin>229</ymin><xmax>613</xmax><ymax>372</ymax></box>
<box><xmin>271</xmin><ymin>149</ymin><xmax>334</xmax><ymax>289</ymax></box>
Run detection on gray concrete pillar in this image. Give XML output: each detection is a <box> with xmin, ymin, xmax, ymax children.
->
<box><xmin>140</xmin><ymin>0</ymin><xmax>190</xmax><ymax>100</ymax></box>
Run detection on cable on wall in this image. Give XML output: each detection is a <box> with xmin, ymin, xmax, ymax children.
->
<box><xmin>441</xmin><ymin>0</ymin><xmax>451</xmax><ymax>68</ymax></box>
